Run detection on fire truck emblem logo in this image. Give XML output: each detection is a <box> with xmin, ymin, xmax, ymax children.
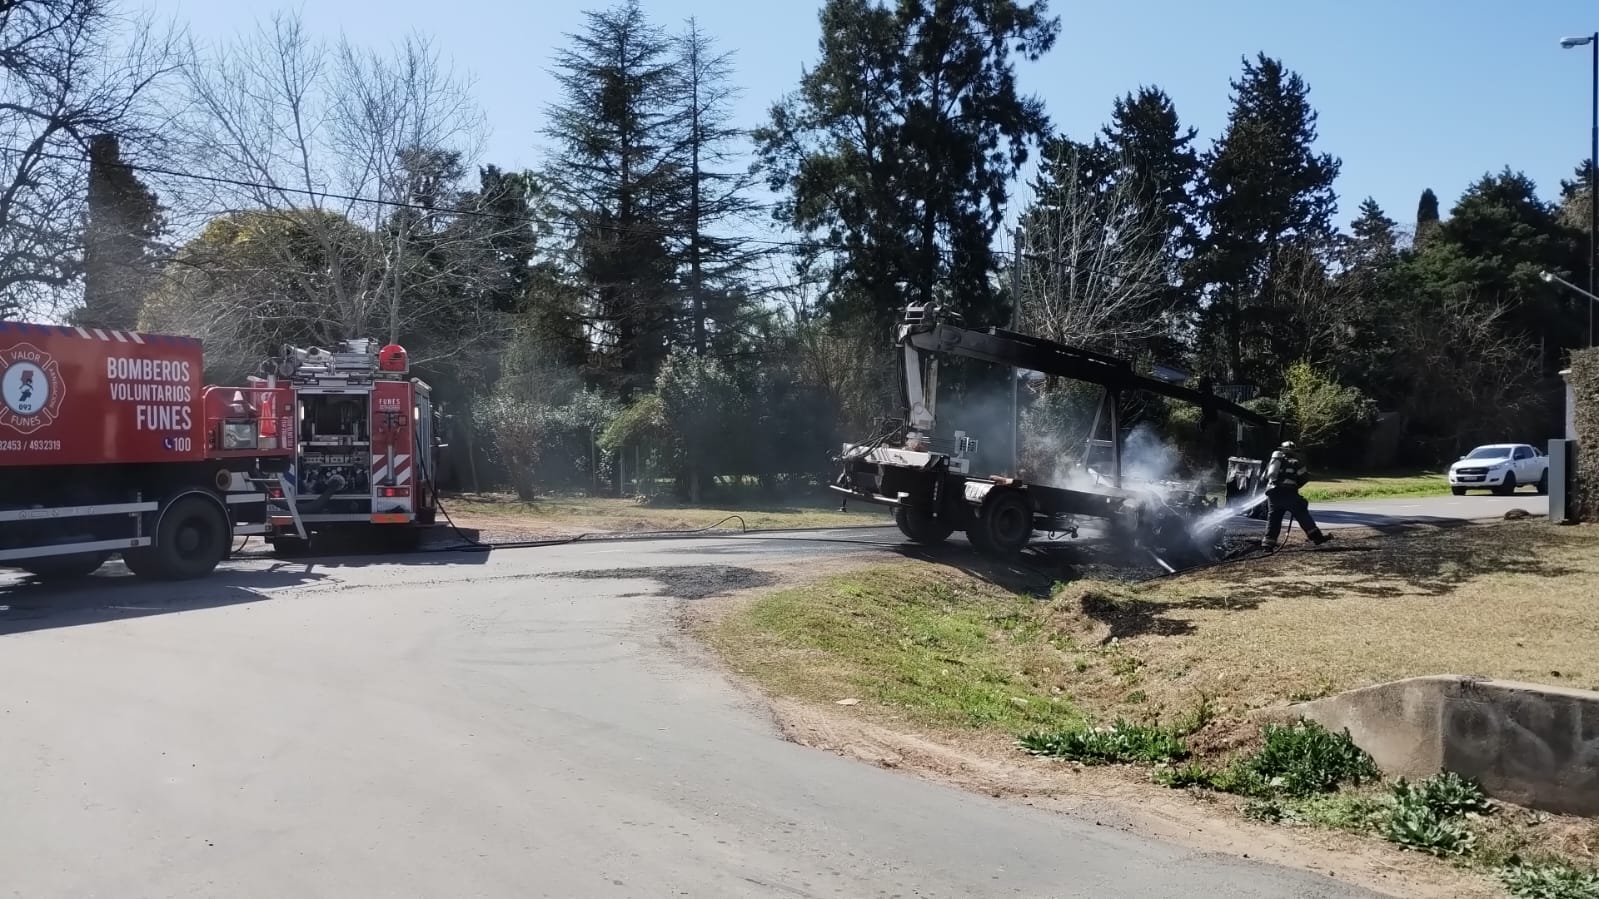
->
<box><xmin>0</xmin><ymin>343</ymin><xmax>66</xmax><ymax>435</ymax></box>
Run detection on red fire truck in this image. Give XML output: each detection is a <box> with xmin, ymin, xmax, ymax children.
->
<box><xmin>251</xmin><ymin>338</ymin><xmax>439</xmax><ymax>555</ymax></box>
<box><xmin>0</xmin><ymin>322</ymin><xmax>438</xmax><ymax>582</ymax></box>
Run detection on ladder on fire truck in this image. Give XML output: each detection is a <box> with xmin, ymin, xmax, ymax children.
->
<box><xmin>267</xmin><ymin>338</ymin><xmax>406</xmax><ymax>383</ymax></box>
<box><xmin>249</xmin><ymin>472</ymin><xmax>309</xmax><ymax>541</ymax></box>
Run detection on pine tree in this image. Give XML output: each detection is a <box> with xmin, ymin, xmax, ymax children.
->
<box><xmin>79</xmin><ymin>134</ymin><xmax>164</xmax><ymax>330</ymax></box>
<box><xmin>1098</xmin><ymin>85</ymin><xmax>1201</xmax><ymax>351</ymax></box>
<box><xmin>544</xmin><ymin>0</ymin><xmax>685</xmax><ymax>397</ymax></box>
<box><xmin>1190</xmin><ymin>53</ymin><xmax>1341</xmax><ymax>384</ymax></box>
<box><xmin>756</xmin><ymin>0</ymin><xmax>1060</xmax><ymax>331</ymax></box>
<box><xmin>1417</xmin><ymin>168</ymin><xmax>1581</xmax><ymax>371</ymax></box>
<box><xmin>1101</xmin><ymin>86</ymin><xmax>1200</xmax><ymax>251</ymax></box>
<box><xmin>1414</xmin><ymin>188</ymin><xmax>1441</xmax><ymax>247</ymax></box>
<box><xmin>1348</xmin><ymin>197</ymin><xmax>1398</xmax><ymax>260</ymax></box>
<box><xmin>670</xmin><ymin>19</ymin><xmax>762</xmax><ymax>358</ymax></box>
<box><xmin>452</xmin><ymin>166</ymin><xmax>546</xmax><ymax>316</ymax></box>
<box><xmin>1558</xmin><ymin>159</ymin><xmax>1594</xmax><ymax>233</ymax></box>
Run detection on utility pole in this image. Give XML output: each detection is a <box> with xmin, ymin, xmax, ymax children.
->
<box><xmin>1559</xmin><ymin>32</ymin><xmax>1599</xmax><ymax>346</ymax></box>
<box><xmin>1010</xmin><ymin>227</ymin><xmax>1023</xmax><ymax>475</ymax></box>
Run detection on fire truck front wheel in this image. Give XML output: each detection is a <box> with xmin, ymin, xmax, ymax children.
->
<box><xmin>132</xmin><ymin>495</ymin><xmax>230</xmax><ymax>581</ymax></box>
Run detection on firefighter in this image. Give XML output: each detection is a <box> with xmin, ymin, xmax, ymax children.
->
<box><xmin>1261</xmin><ymin>441</ymin><xmax>1332</xmax><ymax>548</ymax></box>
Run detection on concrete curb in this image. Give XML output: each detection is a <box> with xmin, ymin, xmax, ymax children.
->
<box><xmin>1267</xmin><ymin>675</ymin><xmax>1599</xmax><ymax>817</ymax></box>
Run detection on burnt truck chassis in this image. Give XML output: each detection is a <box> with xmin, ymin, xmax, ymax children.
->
<box><xmin>832</xmin><ymin>303</ymin><xmax>1279</xmax><ymax>567</ymax></box>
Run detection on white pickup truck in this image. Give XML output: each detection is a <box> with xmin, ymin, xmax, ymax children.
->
<box><xmin>1447</xmin><ymin>443</ymin><xmax>1549</xmax><ymax>496</ymax></box>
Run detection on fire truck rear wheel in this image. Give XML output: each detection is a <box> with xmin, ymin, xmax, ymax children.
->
<box><xmin>147</xmin><ymin>495</ymin><xmax>230</xmax><ymax>581</ymax></box>
<box><xmin>894</xmin><ymin>505</ymin><xmax>955</xmax><ymax>545</ymax></box>
<box><xmin>967</xmin><ymin>490</ymin><xmax>1032</xmax><ymax>558</ymax></box>
<box><xmin>21</xmin><ymin>551</ymin><xmax>111</xmax><ymax>582</ymax></box>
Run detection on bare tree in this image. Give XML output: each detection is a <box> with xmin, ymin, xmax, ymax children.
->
<box><xmin>1393</xmin><ymin>295</ymin><xmax>1542</xmax><ymax>457</ymax></box>
<box><xmin>0</xmin><ymin>0</ymin><xmax>179</xmax><ymax>319</ymax></box>
<box><xmin>769</xmin><ymin>260</ymin><xmax>894</xmax><ymax>436</ymax></box>
<box><xmin>151</xmin><ymin>11</ymin><xmax>505</xmax><ymax>369</ymax></box>
<box><xmin>1248</xmin><ymin>240</ymin><xmax>1351</xmax><ymax>371</ymax></box>
<box><xmin>1015</xmin><ymin>152</ymin><xmax>1168</xmax><ymax>355</ymax></box>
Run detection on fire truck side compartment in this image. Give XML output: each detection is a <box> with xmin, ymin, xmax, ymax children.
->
<box><xmin>0</xmin><ymin>324</ymin><xmax>290</xmax><ymax>579</ymax></box>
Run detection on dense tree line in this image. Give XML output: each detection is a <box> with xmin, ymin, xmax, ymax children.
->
<box><xmin>2</xmin><ymin>0</ymin><xmax>1589</xmax><ymax>498</ymax></box>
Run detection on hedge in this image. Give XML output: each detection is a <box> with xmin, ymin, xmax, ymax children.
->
<box><xmin>1571</xmin><ymin>348</ymin><xmax>1599</xmax><ymax>522</ymax></box>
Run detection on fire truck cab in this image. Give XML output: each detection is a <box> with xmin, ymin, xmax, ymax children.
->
<box><xmin>254</xmin><ymin>338</ymin><xmax>439</xmax><ymax>553</ymax></box>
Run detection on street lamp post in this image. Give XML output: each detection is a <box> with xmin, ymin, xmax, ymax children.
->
<box><xmin>1541</xmin><ymin>269</ymin><xmax>1599</xmax><ymax>305</ymax></box>
<box><xmin>1560</xmin><ymin>33</ymin><xmax>1598</xmax><ymax>347</ymax></box>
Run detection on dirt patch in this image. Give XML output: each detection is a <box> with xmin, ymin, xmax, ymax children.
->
<box><xmin>550</xmin><ymin>565</ymin><xmax>778</xmax><ymax>600</ymax></box>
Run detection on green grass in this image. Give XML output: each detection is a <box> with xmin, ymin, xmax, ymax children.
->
<box><xmin>1299</xmin><ymin>470</ymin><xmax>1450</xmax><ymax>503</ymax></box>
<box><xmin>710</xmin><ymin>565</ymin><xmax>1084</xmax><ymax>733</ymax></box>
<box><xmin>445</xmin><ymin>491</ymin><xmax>889</xmax><ymax>533</ymax></box>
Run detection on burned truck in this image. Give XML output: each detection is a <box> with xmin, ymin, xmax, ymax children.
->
<box><xmin>832</xmin><ymin>303</ymin><xmax>1281</xmax><ymax>567</ymax></box>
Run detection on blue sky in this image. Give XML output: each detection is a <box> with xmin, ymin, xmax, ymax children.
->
<box><xmin>141</xmin><ymin>0</ymin><xmax>1599</xmax><ymax>234</ymax></box>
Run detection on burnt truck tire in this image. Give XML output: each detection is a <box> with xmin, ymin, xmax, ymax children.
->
<box><xmin>21</xmin><ymin>551</ymin><xmax>111</xmax><ymax>582</ymax></box>
<box><xmin>894</xmin><ymin>506</ymin><xmax>955</xmax><ymax>545</ymax></box>
<box><xmin>967</xmin><ymin>490</ymin><xmax>1033</xmax><ymax>558</ymax></box>
<box><xmin>144</xmin><ymin>495</ymin><xmax>230</xmax><ymax>580</ymax></box>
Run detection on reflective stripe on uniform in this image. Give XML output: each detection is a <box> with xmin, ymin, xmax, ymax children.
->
<box><xmin>1270</xmin><ymin>458</ymin><xmax>1307</xmax><ymax>488</ymax></box>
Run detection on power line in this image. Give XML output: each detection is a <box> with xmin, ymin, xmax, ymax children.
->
<box><xmin>3</xmin><ymin>141</ymin><xmax>1186</xmax><ymax>290</ymax></box>
<box><xmin>0</xmin><ymin>142</ymin><xmax>812</xmax><ymax>250</ymax></box>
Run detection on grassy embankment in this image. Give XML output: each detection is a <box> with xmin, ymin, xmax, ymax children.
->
<box><xmin>708</xmin><ymin>521</ymin><xmax>1599</xmax><ymax>897</ymax></box>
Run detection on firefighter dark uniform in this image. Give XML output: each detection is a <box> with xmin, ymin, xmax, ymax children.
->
<box><xmin>1263</xmin><ymin>442</ymin><xmax>1332</xmax><ymax>547</ymax></box>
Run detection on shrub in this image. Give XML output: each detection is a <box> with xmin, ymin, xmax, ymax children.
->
<box><xmin>1382</xmin><ymin>772</ymin><xmax>1493</xmax><ymax>857</ymax></box>
<box><xmin>1242</xmin><ymin>720</ymin><xmax>1382</xmax><ymax>798</ymax></box>
<box><xmin>472</xmin><ymin>391</ymin><xmax>549</xmax><ymax>500</ymax></box>
<box><xmin>1570</xmin><ymin>347</ymin><xmax>1599</xmax><ymax>523</ymax></box>
<box><xmin>1018</xmin><ymin>720</ymin><xmax>1187</xmax><ymax>765</ymax></box>
<box><xmin>1499</xmin><ymin>861</ymin><xmax>1599</xmax><ymax>899</ymax></box>
<box><xmin>1154</xmin><ymin>719</ymin><xmax>1379</xmax><ymax>800</ymax></box>
<box><xmin>1280</xmin><ymin>361</ymin><xmax>1378</xmax><ymax>454</ymax></box>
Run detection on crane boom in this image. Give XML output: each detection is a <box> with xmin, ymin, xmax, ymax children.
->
<box><xmin>895</xmin><ymin>301</ymin><xmax>1272</xmax><ymax>433</ymax></box>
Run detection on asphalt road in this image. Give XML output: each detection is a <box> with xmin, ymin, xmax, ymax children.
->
<box><xmin>1311</xmin><ymin>491</ymin><xmax>1548</xmax><ymax>530</ymax></box>
<box><xmin>0</xmin><ymin>530</ymin><xmax>1390</xmax><ymax>899</ymax></box>
<box><xmin>2</xmin><ymin>490</ymin><xmax>1515</xmax><ymax>899</ymax></box>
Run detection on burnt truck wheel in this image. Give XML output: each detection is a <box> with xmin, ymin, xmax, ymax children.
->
<box><xmin>21</xmin><ymin>551</ymin><xmax>111</xmax><ymax>581</ymax></box>
<box><xmin>894</xmin><ymin>506</ymin><xmax>955</xmax><ymax>545</ymax></box>
<box><xmin>143</xmin><ymin>495</ymin><xmax>230</xmax><ymax>580</ymax></box>
<box><xmin>967</xmin><ymin>490</ymin><xmax>1033</xmax><ymax>558</ymax></box>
